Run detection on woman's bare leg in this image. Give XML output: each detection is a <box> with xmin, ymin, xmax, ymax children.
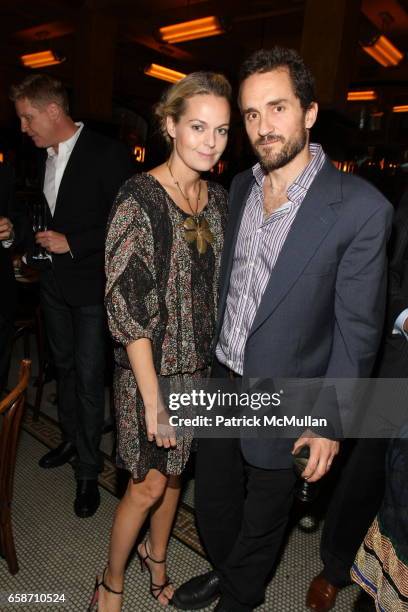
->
<box><xmin>97</xmin><ymin>469</ymin><xmax>168</xmax><ymax>611</ymax></box>
<box><xmin>137</xmin><ymin>475</ymin><xmax>182</xmax><ymax>604</ymax></box>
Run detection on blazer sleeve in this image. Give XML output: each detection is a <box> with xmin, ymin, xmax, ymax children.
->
<box><xmin>326</xmin><ymin>204</ymin><xmax>393</xmax><ymax>378</ymax></box>
<box><xmin>309</xmin><ymin>201</ymin><xmax>393</xmax><ymax>438</ymax></box>
<box><xmin>0</xmin><ymin>165</ymin><xmax>30</xmax><ymax>249</ymax></box>
<box><xmin>67</xmin><ymin>141</ymin><xmax>134</xmax><ymax>261</ymax></box>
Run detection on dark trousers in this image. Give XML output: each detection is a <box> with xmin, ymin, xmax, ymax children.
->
<box><xmin>195</xmin><ymin>361</ymin><xmax>297</xmax><ymax>612</ymax></box>
<box><xmin>0</xmin><ymin>312</ymin><xmax>14</xmax><ymax>393</ymax></box>
<box><xmin>320</xmin><ymin>438</ymin><xmax>388</xmax><ymax>587</ymax></box>
<box><xmin>40</xmin><ymin>269</ymin><xmax>106</xmax><ymax>480</ymax></box>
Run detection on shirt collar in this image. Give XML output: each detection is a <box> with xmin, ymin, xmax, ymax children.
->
<box><xmin>252</xmin><ymin>143</ymin><xmax>325</xmax><ymax>204</ymax></box>
<box><xmin>47</xmin><ymin>122</ymin><xmax>84</xmax><ymax>159</ymax></box>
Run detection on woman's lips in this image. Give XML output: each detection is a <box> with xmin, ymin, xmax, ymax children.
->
<box><xmin>197</xmin><ymin>152</ymin><xmax>216</xmax><ymax>158</ymax></box>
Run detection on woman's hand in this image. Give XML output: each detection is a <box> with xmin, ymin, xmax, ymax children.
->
<box><xmin>145</xmin><ymin>401</ymin><xmax>177</xmax><ymax>449</ymax></box>
<box><xmin>126</xmin><ymin>338</ymin><xmax>177</xmax><ymax>449</ymax></box>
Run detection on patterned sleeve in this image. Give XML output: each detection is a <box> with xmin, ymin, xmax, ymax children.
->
<box><xmin>105</xmin><ymin>181</ymin><xmax>160</xmax><ymax>346</ymax></box>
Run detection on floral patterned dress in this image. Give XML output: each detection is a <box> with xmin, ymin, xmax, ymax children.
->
<box><xmin>105</xmin><ymin>173</ymin><xmax>227</xmax><ymax>480</ymax></box>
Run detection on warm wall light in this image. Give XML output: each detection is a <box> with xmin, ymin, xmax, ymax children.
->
<box><xmin>333</xmin><ymin>160</ymin><xmax>356</xmax><ymax>174</ymax></box>
<box><xmin>362</xmin><ymin>35</ymin><xmax>403</xmax><ymax>67</ymax></box>
<box><xmin>347</xmin><ymin>90</ymin><xmax>377</xmax><ymax>101</ymax></box>
<box><xmin>133</xmin><ymin>146</ymin><xmax>146</xmax><ymax>163</ymax></box>
<box><xmin>21</xmin><ymin>50</ymin><xmax>65</xmax><ymax>68</ymax></box>
<box><xmin>393</xmin><ymin>105</ymin><xmax>408</xmax><ymax>113</ymax></box>
<box><xmin>0</xmin><ymin>152</ymin><xmax>4</xmax><ymax>163</ymax></box>
<box><xmin>159</xmin><ymin>16</ymin><xmax>224</xmax><ymax>44</ymax></box>
<box><xmin>210</xmin><ymin>160</ymin><xmax>228</xmax><ymax>175</ymax></box>
<box><xmin>144</xmin><ymin>63</ymin><xmax>186</xmax><ymax>83</ymax></box>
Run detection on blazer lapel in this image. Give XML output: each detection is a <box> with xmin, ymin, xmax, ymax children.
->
<box><xmin>248</xmin><ymin>159</ymin><xmax>342</xmax><ymax>336</ymax></box>
<box><xmin>217</xmin><ymin>172</ymin><xmax>254</xmax><ymax>329</ymax></box>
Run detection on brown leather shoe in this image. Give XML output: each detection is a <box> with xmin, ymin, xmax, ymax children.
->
<box><xmin>306</xmin><ymin>574</ymin><xmax>340</xmax><ymax>611</ymax></box>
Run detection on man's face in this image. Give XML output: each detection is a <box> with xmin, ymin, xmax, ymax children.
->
<box><xmin>15</xmin><ymin>97</ymin><xmax>57</xmax><ymax>148</ymax></box>
<box><xmin>239</xmin><ymin>68</ymin><xmax>317</xmax><ymax>172</ymax></box>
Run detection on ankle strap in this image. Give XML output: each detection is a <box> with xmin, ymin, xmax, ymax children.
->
<box><xmin>101</xmin><ymin>567</ymin><xmax>123</xmax><ymax>596</ymax></box>
<box><xmin>145</xmin><ymin>539</ymin><xmax>166</xmax><ymax>564</ymax></box>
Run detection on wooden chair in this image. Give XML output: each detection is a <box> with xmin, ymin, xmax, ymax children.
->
<box><xmin>0</xmin><ymin>359</ymin><xmax>31</xmax><ymax>574</ymax></box>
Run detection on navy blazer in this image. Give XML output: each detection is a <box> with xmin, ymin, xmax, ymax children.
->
<box><xmin>33</xmin><ymin>128</ymin><xmax>134</xmax><ymax>306</ymax></box>
<box><xmin>216</xmin><ymin>158</ymin><xmax>394</xmax><ymax>469</ymax></box>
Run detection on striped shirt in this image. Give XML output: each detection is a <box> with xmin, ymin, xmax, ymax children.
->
<box><xmin>216</xmin><ymin>143</ymin><xmax>326</xmax><ymax>375</ymax></box>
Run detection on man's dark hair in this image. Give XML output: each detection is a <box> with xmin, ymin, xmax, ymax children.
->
<box><xmin>239</xmin><ymin>47</ymin><xmax>316</xmax><ymax>110</ymax></box>
<box><xmin>10</xmin><ymin>73</ymin><xmax>69</xmax><ymax>114</ymax></box>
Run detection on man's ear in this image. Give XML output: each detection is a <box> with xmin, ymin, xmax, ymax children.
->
<box><xmin>46</xmin><ymin>102</ymin><xmax>62</xmax><ymax>122</ymax></box>
<box><xmin>166</xmin><ymin>115</ymin><xmax>176</xmax><ymax>139</ymax></box>
<box><xmin>305</xmin><ymin>102</ymin><xmax>318</xmax><ymax>130</ymax></box>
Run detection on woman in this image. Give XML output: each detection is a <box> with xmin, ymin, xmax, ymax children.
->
<box><xmin>89</xmin><ymin>72</ymin><xmax>231</xmax><ymax>611</ymax></box>
<box><xmin>351</xmin><ymin>430</ymin><xmax>408</xmax><ymax>611</ymax></box>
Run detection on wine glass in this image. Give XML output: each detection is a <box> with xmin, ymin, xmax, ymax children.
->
<box><xmin>292</xmin><ymin>445</ymin><xmax>320</xmax><ymax>503</ymax></box>
<box><xmin>32</xmin><ymin>199</ymin><xmax>48</xmax><ymax>260</ymax></box>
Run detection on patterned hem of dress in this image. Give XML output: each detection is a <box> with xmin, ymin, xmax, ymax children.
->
<box><xmin>351</xmin><ymin>518</ymin><xmax>408</xmax><ymax>611</ymax></box>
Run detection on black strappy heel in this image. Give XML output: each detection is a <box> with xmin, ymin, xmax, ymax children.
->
<box><xmin>138</xmin><ymin>539</ymin><xmax>173</xmax><ymax>605</ymax></box>
<box><xmin>88</xmin><ymin>566</ymin><xmax>123</xmax><ymax>611</ymax></box>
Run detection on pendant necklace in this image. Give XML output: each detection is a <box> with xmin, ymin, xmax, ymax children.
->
<box><xmin>167</xmin><ymin>161</ymin><xmax>213</xmax><ymax>255</ymax></box>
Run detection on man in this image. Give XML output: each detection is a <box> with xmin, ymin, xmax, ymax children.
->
<box><xmin>173</xmin><ymin>47</ymin><xmax>393</xmax><ymax>612</ymax></box>
<box><xmin>306</xmin><ymin>189</ymin><xmax>408</xmax><ymax>612</ymax></box>
<box><xmin>305</xmin><ymin>438</ymin><xmax>388</xmax><ymax>611</ymax></box>
<box><xmin>0</xmin><ymin>162</ymin><xmax>23</xmax><ymax>392</ymax></box>
<box><xmin>11</xmin><ymin>74</ymin><xmax>133</xmax><ymax>518</ymax></box>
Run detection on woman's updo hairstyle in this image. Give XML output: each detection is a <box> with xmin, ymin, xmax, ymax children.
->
<box><xmin>154</xmin><ymin>71</ymin><xmax>231</xmax><ymax>146</ymax></box>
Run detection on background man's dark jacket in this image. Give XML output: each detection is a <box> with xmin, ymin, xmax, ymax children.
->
<box><xmin>33</xmin><ymin>127</ymin><xmax>134</xmax><ymax>306</ymax></box>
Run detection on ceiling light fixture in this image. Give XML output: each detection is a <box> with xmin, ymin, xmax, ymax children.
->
<box><xmin>362</xmin><ymin>34</ymin><xmax>403</xmax><ymax>67</ymax></box>
<box><xmin>144</xmin><ymin>63</ymin><xmax>186</xmax><ymax>83</ymax></box>
<box><xmin>159</xmin><ymin>16</ymin><xmax>224</xmax><ymax>44</ymax></box>
<box><xmin>347</xmin><ymin>90</ymin><xmax>377</xmax><ymax>101</ymax></box>
<box><xmin>20</xmin><ymin>50</ymin><xmax>65</xmax><ymax>68</ymax></box>
<box><xmin>393</xmin><ymin>105</ymin><xmax>408</xmax><ymax>113</ymax></box>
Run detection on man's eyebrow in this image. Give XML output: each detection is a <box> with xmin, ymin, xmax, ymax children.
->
<box><xmin>241</xmin><ymin>106</ymin><xmax>257</xmax><ymax>115</ymax></box>
<box><xmin>267</xmin><ymin>98</ymin><xmax>289</xmax><ymax>106</ymax></box>
<box><xmin>242</xmin><ymin>98</ymin><xmax>290</xmax><ymax>114</ymax></box>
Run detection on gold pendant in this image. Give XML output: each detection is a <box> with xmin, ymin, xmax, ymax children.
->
<box><xmin>183</xmin><ymin>216</ymin><xmax>214</xmax><ymax>255</ymax></box>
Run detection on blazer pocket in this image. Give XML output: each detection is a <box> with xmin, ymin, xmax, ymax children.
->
<box><xmin>302</xmin><ymin>260</ymin><xmax>338</xmax><ymax>276</ymax></box>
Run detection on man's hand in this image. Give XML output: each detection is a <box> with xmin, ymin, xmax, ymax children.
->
<box><xmin>0</xmin><ymin>216</ymin><xmax>14</xmax><ymax>241</ymax></box>
<box><xmin>36</xmin><ymin>230</ymin><xmax>70</xmax><ymax>254</ymax></box>
<box><xmin>403</xmin><ymin>317</ymin><xmax>408</xmax><ymax>333</ymax></box>
<box><xmin>292</xmin><ymin>429</ymin><xmax>339</xmax><ymax>483</ymax></box>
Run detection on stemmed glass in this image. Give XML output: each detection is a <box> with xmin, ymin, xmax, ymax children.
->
<box><xmin>32</xmin><ymin>199</ymin><xmax>48</xmax><ymax>260</ymax></box>
<box><xmin>292</xmin><ymin>446</ymin><xmax>319</xmax><ymax>503</ymax></box>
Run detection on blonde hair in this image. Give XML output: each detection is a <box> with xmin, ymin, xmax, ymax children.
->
<box><xmin>154</xmin><ymin>71</ymin><xmax>231</xmax><ymax>145</ymax></box>
<box><xmin>10</xmin><ymin>73</ymin><xmax>69</xmax><ymax>114</ymax></box>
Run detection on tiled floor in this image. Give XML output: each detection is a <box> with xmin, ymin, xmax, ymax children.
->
<box><xmin>1</xmin><ymin>340</ymin><xmax>372</xmax><ymax>611</ymax></box>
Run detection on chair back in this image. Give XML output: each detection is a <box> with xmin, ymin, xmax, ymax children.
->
<box><xmin>0</xmin><ymin>360</ymin><xmax>31</xmax><ymax>518</ymax></box>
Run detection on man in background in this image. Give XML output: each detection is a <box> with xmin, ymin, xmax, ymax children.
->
<box><xmin>0</xmin><ymin>162</ymin><xmax>22</xmax><ymax>392</ymax></box>
<box><xmin>11</xmin><ymin>74</ymin><xmax>133</xmax><ymax>517</ymax></box>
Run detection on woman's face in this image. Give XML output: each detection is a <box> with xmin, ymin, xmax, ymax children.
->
<box><xmin>167</xmin><ymin>93</ymin><xmax>230</xmax><ymax>172</ymax></box>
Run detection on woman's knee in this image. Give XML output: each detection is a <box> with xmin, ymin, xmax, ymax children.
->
<box><xmin>127</xmin><ymin>471</ymin><xmax>168</xmax><ymax>507</ymax></box>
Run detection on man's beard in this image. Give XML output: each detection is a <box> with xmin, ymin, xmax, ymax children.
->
<box><xmin>252</xmin><ymin>127</ymin><xmax>308</xmax><ymax>172</ymax></box>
